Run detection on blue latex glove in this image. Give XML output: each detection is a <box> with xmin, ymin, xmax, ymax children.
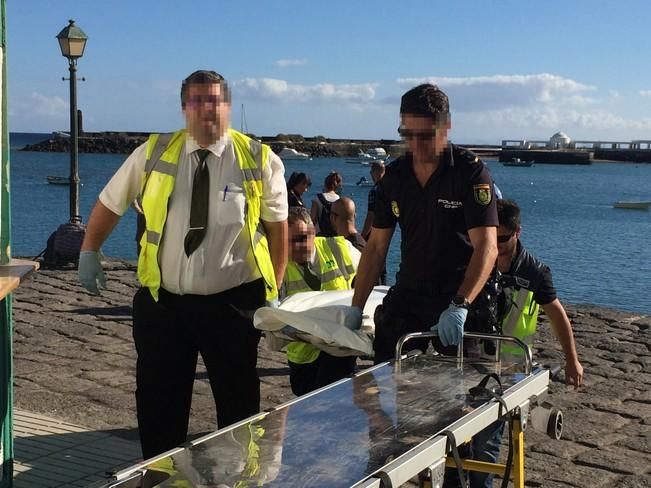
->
<box><xmin>344</xmin><ymin>306</ymin><xmax>363</xmax><ymax>330</ymax></box>
<box><xmin>78</xmin><ymin>250</ymin><xmax>106</xmax><ymax>295</ymax></box>
<box><xmin>431</xmin><ymin>304</ymin><xmax>468</xmax><ymax>346</ymax></box>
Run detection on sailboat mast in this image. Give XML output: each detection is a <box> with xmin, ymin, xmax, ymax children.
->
<box><xmin>240</xmin><ymin>104</ymin><xmax>248</xmax><ymax>134</ymax></box>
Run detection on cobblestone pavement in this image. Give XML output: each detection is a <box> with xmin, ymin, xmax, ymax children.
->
<box><xmin>11</xmin><ymin>260</ymin><xmax>651</xmax><ymax>487</ymax></box>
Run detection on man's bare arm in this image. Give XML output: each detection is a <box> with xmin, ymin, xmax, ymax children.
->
<box><xmin>456</xmin><ymin>226</ymin><xmax>498</xmax><ymax>303</ymax></box>
<box><xmin>361</xmin><ymin>210</ymin><xmax>375</xmax><ymax>240</ymax></box>
<box><xmin>352</xmin><ymin>226</ymin><xmax>394</xmax><ymax>309</ymax></box>
<box><xmin>261</xmin><ymin>219</ymin><xmax>288</xmax><ymax>292</ymax></box>
<box><xmin>81</xmin><ymin>201</ymin><xmax>122</xmax><ymax>251</ymax></box>
<box><xmin>542</xmin><ymin>299</ymin><xmax>584</xmax><ymax>388</ymax></box>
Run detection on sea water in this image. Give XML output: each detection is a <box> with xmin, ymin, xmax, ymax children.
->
<box><xmin>9</xmin><ymin>133</ymin><xmax>651</xmax><ymax>314</ymax></box>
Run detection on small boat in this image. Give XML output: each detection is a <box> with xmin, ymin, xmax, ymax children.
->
<box><xmin>356</xmin><ymin>177</ymin><xmax>374</xmax><ymax>187</ymax></box>
<box><xmin>278</xmin><ymin>147</ymin><xmax>310</xmax><ymax>160</ymax></box>
<box><xmin>345</xmin><ymin>148</ymin><xmax>387</xmax><ymax>164</ymax></box>
<box><xmin>613</xmin><ymin>201</ymin><xmax>651</xmax><ymax>210</ymax></box>
<box><xmin>503</xmin><ymin>158</ymin><xmax>534</xmax><ymax>167</ymax></box>
<box><xmin>47</xmin><ymin>176</ymin><xmax>70</xmax><ymax>185</ymax></box>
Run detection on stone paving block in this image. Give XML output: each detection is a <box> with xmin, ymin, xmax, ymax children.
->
<box><xmin>527</xmin><ymin>451</ymin><xmax>619</xmax><ymax>487</ymax></box>
<box><xmin>574</xmin><ymin>445</ymin><xmax>651</xmax><ymax>475</ymax></box>
<box><xmin>614</xmin><ymin>431</ymin><xmax>651</xmax><ymax>455</ymax></box>
<box><xmin>611</xmin><ymin>474</ymin><xmax>651</xmax><ymax>487</ymax></box>
<box><xmin>529</xmin><ymin>438</ymin><xmax>591</xmax><ymax>460</ymax></box>
<box><xmin>561</xmin><ymin>409</ymin><xmax>631</xmax><ymax>447</ymax></box>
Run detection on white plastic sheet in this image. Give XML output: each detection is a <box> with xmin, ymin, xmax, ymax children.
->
<box><xmin>253</xmin><ymin>286</ymin><xmax>389</xmax><ymax>357</ymax></box>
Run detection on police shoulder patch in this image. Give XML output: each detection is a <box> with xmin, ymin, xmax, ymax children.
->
<box><xmin>473</xmin><ymin>184</ymin><xmax>492</xmax><ymax>205</ymax></box>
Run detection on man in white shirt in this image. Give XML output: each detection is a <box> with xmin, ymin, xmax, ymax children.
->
<box><xmin>78</xmin><ymin>70</ymin><xmax>288</xmax><ymax>459</ymax></box>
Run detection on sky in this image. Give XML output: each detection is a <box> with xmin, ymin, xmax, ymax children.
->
<box><xmin>7</xmin><ymin>0</ymin><xmax>651</xmax><ymax>144</ymax></box>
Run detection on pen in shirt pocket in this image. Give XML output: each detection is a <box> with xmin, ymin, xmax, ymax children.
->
<box><xmin>223</xmin><ymin>185</ymin><xmax>228</xmax><ymax>201</ymax></box>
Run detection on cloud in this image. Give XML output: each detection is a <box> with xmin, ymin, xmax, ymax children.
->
<box><xmin>463</xmin><ymin>106</ymin><xmax>651</xmax><ymax>134</ymax></box>
<box><xmin>30</xmin><ymin>92</ymin><xmax>67</xmax><ymax>116</ymax></box>
<box><xmin>396</xmin><ymin>74</ymin><xmax>595</xmax><ymax>112</ymax></box>
<box><xmin>233</xmin><ymin>78</ymin><xmax>378</xmax><ymax>104</ymax></box>
<box><xmin>275</xmin><ymin>58</ymin><xmax>308</xmax><ymax>67</ymax></box>
<box><xmin>639</xmin><ymin>90</ymin><xmax>651</xmax><ymax>97</ymax></box>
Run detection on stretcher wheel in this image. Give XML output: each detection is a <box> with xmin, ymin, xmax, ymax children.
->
<box><xmin>547</xmin><ymin>407</ymin><xmax>563</xmax><ymax>440</ymax></box>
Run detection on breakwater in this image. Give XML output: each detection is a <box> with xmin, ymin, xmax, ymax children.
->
<box><xmin>20</xmin><ymin>131</ymin><xmax>405</xmax><ymax>158</ymax></box>
<box><xmin>500</xmin><ymin>149</ymin><xmax>594</xmax><ymax>165</ymax></box>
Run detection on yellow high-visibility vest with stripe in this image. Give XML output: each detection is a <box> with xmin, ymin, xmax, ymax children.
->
<box><xmin>137</xmin><ymin>128</ymin><xmax>278</xmax><ymax>301</ymax></box>
<box><xmin>284</xmin><ymin>236</ymin><xmax>355</xmax><ymax>364</ymax></box>
<box><xmin>501</xmin><ymin>288</ymin><xmax>539</xmax><ymax>357</ymax></box>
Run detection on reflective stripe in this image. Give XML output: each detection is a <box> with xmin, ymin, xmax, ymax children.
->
<box><xmin>285</xmin><ymin>280</ymin><xmax>312</xmax><ymax>293</ymax></box>
<box><xmin>145</xmin><ymin>159</ymin><xmax>177</xmax><ymax>177</ymax></box>
<box><xmin>144</xmin><ymin>132</ymin><xmax>174</xmax><ymax>172</ymax></box>
<box><xmin>320</xmin><ymin>268</ymin><xmax>343</xmax><ymax>282</ymax></box>
<box><xmin>242</xmin><ymin>167</ymin><xmax>262</xmax><ymax>181</ymax></box>
<box><xmin>326</xmin><ymin>237</ymin><xmax>350</xmax><ymax>282</ymax></box>
<box><xmin>146</xmin><ymin>230</ymin><xmax>161</xmax><ymax>245</ymax></box>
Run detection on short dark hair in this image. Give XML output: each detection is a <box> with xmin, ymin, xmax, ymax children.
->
<box><xmin>400</xmin><ymin>84</ymin><xmax>450</xmax><ymax>122</ymax></box>
<box><xmin>496</xmin><ymin>199</ymin><xmax>521</xmax><ymax>232</ymax></box>
<box><xmin>181</xmin><ymin>70</ymin><xmax>231</xmax><ymax>107</ymax></box>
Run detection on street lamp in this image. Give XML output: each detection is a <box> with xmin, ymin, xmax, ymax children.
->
<box><xmin>56</xmin><ymin>19</ymin><xmax>87</xmax><ymax>224</ymax></box>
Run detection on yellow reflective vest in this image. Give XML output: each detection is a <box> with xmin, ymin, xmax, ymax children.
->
<box><xmin>500</xmin><ymin>287</ymin><xmax>539</xmax><ymax>357</ymax></box>
<box><xmin>284</xmin><ymin>236</ymin><xmax>355</xmax><ymax>364</ymax></box>
<box><xmin>136</xmin><ymin>128</ymin><xmax>278</xmax><ymax>301</ymax></box>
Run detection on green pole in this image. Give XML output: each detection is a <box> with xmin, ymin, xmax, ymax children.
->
<box><xmin>0</xmin><ymin>0</ymin><xmax>13</xmax><ymax>485</ymax></box>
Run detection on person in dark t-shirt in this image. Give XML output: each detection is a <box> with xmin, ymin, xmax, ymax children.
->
<box><xmin>496</xmin><ymin>199</ymin><xmax>583</xmax><ymax>387</ymax></box>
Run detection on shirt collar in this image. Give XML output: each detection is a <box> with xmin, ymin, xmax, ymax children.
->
<box><xmin>185</xmin><ymin>128</ymin><xmax>231</xmax><ymax>158</ymax></box>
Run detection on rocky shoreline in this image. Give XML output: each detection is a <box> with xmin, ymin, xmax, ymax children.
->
<box><xmin>20</xmin><ymin>132</ymin><xmax>404</xmax><ymax>158</ymax></box>
<box><xmin>10</xmin><ymin>259</ymin><xmax>651</xmax><ymax>486</ymax></box>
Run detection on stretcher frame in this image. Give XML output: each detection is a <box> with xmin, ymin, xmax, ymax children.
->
<box><xmin>95</xmin><ymin>332</ymin><xmax>553</xmax><ymax>488</ymax></box>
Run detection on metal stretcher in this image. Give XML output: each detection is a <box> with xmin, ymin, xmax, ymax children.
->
<box><xmin>94</xmin><ymin>332</ymin><xmax>562</xmax><ymax>488</ymax></box>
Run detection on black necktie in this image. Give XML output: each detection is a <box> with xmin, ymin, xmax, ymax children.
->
<box><xmin>300</xmin><ymin>262</ymin><xmax>322</xmax><ymax>291</ymax></box>
<box><xmin>184</xmin><ymin>149</ymin><xmax>211</xmax><ymax>256</ymax></box>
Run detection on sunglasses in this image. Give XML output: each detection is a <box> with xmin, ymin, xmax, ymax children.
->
<box><xmin>497</xmin><ymin>233</ymin><xmax>515</xmax><ymax>243</ymax></box>
<box><xmin>397</xmin><ymin>127</ymin><xmax>439</xmax><ymax>141</ymax></box>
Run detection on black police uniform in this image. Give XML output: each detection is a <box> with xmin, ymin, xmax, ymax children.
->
<box><xmin>372</xmin><ymin>144</ymin><xmax>499</xmax><ymax>362</ymax></box>
<box><xmin>499</xmin><ymin>240</ymin><xmax>557</xmax><ymax>314</ymax></box>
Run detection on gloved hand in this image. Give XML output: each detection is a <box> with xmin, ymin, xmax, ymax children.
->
<box><xmin>431</xmin><ymin>304</ymin><xmax>468</xmax><ymax>346</ymax></box>
<box><xmin>78</xmin><ymin>250</ymin><xmax>106</xmax><ymax>295</ymax></box>
<box><xmin>344</xmin><ymin>306</ymin><xmax>364</xmax><ymax>330</ymax></box>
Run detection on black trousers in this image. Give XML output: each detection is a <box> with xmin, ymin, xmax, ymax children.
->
<box><xmin>132</xmin><ymin>279</ymin><xmax>264</xmax><ymax>459</ymax></box>
<box><xmin>288</xmin><ymin>352</ymin><xmax>357</xmax><ymax>396</ymax></box>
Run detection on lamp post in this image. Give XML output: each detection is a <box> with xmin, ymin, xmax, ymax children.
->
<box><xmin>56</xmin><ymin>19</ymin><xmax>87</xmax><ymax>224</ymax></box>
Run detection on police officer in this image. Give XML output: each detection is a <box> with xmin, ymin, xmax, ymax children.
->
<box><xmin>77</xmin><ymin>70</ymin><xmax>288</xmax><ymax>459</ymax></box>
<box><xmin>348</xmin><ymin>84</ymin><xmax>498</xmax><ymax>488</ymax></box>
<box><xmin>496</xmin><ymin>199</ymin><xmax>583</xmax><ymax>386</ymax></box>
<box><xmin>350</xmin><ymin>83</ymin><xmax>498</xmax><ymax>361</ymax></box>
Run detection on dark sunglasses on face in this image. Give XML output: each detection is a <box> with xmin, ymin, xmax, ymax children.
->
<box><xmin>397</xmin><ymin>127</ymin><xmax>439</xmax><ymax>141</ymax></box>
<box><xmin>497</xmin><ymin>233</ymin><xmax>515</xmax><ymax>243</ymax></box>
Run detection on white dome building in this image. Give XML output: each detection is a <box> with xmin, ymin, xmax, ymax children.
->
<box><xmin>549</xmin><ymin>131</ymin><xmax>571</xmax><ymax>149</ymax></box>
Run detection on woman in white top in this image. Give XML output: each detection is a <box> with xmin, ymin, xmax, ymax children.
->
<box><xmin>310</xmin><ymin>171</ymin><xmax>342</xmax><ymax>237</ymax></box>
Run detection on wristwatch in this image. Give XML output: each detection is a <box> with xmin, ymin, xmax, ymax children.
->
<box><xmin>451</xmin><ymin>294</ymin><xmax>471</xmax><ymax>309</ymax></box>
